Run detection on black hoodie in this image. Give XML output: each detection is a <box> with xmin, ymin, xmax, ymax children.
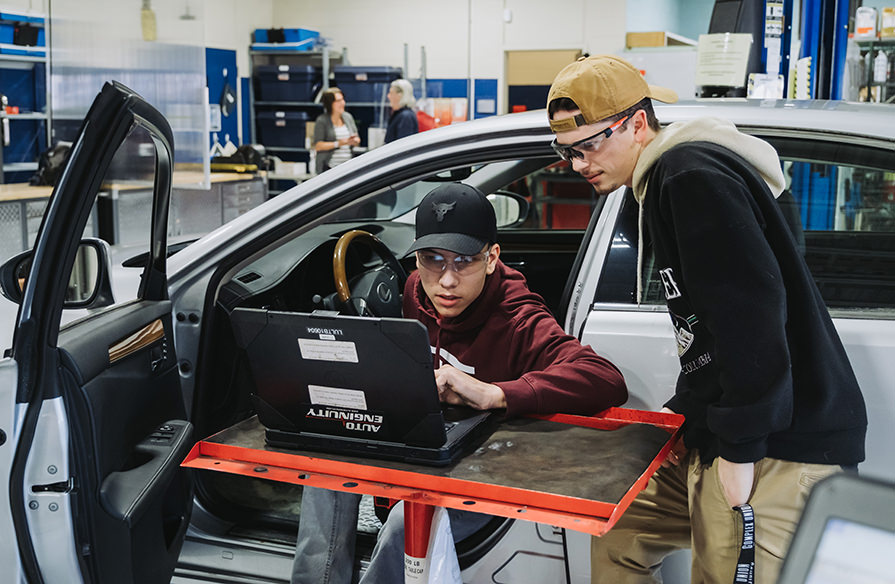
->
<box><xmin>641</xmin><ymin>137</ymin><xmax>867</xmax><ymax>466</ymax></box>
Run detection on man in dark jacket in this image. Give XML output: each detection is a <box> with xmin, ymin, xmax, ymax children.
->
<box><xmin>292</xmin><ymin>182</ymin><xmax>627</xmax><ymax>583</ymax></box>
<box><xmin>546</xmin><ymin>55</ymin><xmax>867</xmax><ymax>584</ymax></box>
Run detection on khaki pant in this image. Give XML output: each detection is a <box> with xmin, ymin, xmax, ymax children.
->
<box><xmin>591</xmin><ymin>450</ymin><xmax>839</xmax><ymax>584</ymax></box>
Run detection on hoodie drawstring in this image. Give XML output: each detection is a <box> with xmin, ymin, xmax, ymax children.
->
<box><xmin>637</xmin><ymin>199</ymin><xmax>645</xmax><ymax>305</ymax></box>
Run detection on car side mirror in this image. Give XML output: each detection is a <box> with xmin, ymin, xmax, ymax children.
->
<box><xmin>0</xmin><ymin>238</ymin><xmax>116</xmax><ymax>309</ymax></box>
<box><xmin>488</xmin><ymin>190</ymin><xmax>530</xmax><ymax>228</ymax></box>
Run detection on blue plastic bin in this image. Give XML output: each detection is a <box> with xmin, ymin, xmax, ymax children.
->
<box><xmin>284</xmin><ymin>29</ymin><xmax>318</xmax><ymax>43</ymax></box>
<box><xmin>253</xmin><ymin>28</ymin><xmax>319</xmax><ymax>51</ymax></box>
<box><xmin>254</xmin><ymin>65</ymin><xmax>320</xmax><ymax>102</ymax></box>
<box><xmin>255</xmin><ymin>111</ymin><xmax>308</xmax><ymax>148</ymax></box>
<box><xmin>333</xmin><ymin>66</ymin><xmax>402</xmax><ymax>103</ymax></box>
<box><xmin>0</xmin><ymin>24</ymin><xmax>13</xmax><ymax>44</ymax></box>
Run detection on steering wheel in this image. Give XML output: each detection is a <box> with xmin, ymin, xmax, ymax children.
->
<box><xmin>333</xmin><ymin>229</ymin><xmax>407</xmax><ymax>317</ymax></box>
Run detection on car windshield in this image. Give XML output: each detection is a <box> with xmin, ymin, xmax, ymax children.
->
<box><xmin>325</xmin><ymin>166</ymin><xmax>491</xmax><ymax>222</ymax></box>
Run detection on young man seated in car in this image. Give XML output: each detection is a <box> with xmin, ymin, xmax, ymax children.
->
<box><xmin>292</xmin><ymin>182</ymin><xmax>628</xmax><ymax>584</ymax></box>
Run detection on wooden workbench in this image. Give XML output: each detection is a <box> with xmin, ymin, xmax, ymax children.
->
<box><xmin>0</xmin><ymin>171</ymin><xmax>267</xmax><ymax>257</ymax></box>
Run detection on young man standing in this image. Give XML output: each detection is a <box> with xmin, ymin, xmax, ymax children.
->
<box><xmin>546</xmin><ymin>55</ymin><xmax>867</xmax><ymax>583</ymax></box>
<box><xmin>292</xmin><ymin>182</ymin><xmax>627</xmax><ymax>583</ymax></box>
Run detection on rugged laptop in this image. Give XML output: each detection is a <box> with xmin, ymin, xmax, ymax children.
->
<box><xmin>777</xmin><ymin>472</ymin><xmax>895</xmax><ymax>584</ymax></box>
<box><xmin>230</xmin><ymin>307</ymin><xmax>497</xmax><ymax>466</ymax></box>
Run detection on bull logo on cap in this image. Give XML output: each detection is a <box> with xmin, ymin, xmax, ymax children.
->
<box><xmin>432</xmin><ymin>201</ymin><xmax>456</xmax><ymax>222</ymax></box>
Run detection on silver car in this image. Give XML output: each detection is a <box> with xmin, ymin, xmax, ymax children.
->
<box><xmin>1</xmin><ymin>82</ymin><xmax>893</xmax><ymax>583</ymax></box>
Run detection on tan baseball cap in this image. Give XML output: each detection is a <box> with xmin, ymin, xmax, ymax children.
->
<box><xmin>547</xmin><ymin>55</ymin><xmax>678</xmax><ymax>133</ymax></box>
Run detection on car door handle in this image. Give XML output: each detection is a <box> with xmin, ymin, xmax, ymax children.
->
<box><xmin>150</xmin><ymin>344</ymin><xmax>166</xmax><ymax>372</ymax></box>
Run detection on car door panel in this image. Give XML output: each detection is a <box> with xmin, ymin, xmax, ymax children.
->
<box><xmin>57</xmin><ymin>298</ymin><xmax>191</xmax><ymax>584</ymax></box>
<box><xmin>58</xmin><ymin>302</ymin><xmax>185</xmax><ymax>481</ymax></box>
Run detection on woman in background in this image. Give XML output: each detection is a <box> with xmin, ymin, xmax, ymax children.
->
<box><xmin>313</xmin><ymin>87</ymin><xmax>360</xmax><ymax>173</ymax></box>
<box><xmin>384</xmin><ymin>78</ymin><xmax>418</xmax><ymax>143</ymax></box>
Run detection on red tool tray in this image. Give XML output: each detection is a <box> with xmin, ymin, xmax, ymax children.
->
<box><xmin>182</xmin><ymin>407</ymin><xmax>683</xmax><ymax>536</ymax></box>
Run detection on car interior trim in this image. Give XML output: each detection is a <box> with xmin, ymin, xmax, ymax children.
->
<box><xmin>108</xmin><ymin>319</ymin><xmax>165</xmax><ymax>364</ymax></box>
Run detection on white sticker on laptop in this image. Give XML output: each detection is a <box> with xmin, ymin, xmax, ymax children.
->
<box><xmin>308</xmin><ymin>385</ymin><xmax>368</xmax><ymax>410</ymax></box>
<box><xmin>298</xmin><ymin>338</ymin><xmax>358</xmax><ymax>363</ymax></box>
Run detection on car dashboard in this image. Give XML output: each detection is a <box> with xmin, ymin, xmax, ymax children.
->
<box><xmin>216</xmin><ymin>219</ymin><xmax>417</xmax><ymax>314</ymax></box>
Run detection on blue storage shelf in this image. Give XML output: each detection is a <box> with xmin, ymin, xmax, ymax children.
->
<box><xmin>0</xmin><ymin>11</ymin><xmax>49</xmax><ymax>182</ymax></box>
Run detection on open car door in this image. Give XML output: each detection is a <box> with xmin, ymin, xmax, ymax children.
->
<box><xmin>0</xmin><ymin>82</ymin><xmax>192</xmax><ymax>583</ymax></box>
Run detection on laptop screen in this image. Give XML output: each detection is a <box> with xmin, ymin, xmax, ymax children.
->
<box><xmin>802</xmin><ymin>517</ymin><xmax>894</xmax><ymax>583</ymax></box>
<box><xmin>777</xmin><ymin>473</ymin><xmax>895</xmax><ymax>584</ymax></box>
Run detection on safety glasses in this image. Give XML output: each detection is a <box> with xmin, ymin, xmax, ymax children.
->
<box><xmin>551</xmin><ymin>115</ymin><xmax>629</xmax><ymax>162</ymax></box>
<box><xmin>416</xmin><ymin>249</ymin><xmax>490</xmax><ymax>274</ymax></box>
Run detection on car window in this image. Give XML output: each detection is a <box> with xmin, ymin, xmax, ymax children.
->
<box><xmin>490</xmin><ymin>159</ymin><xmax>595</xmax><ymax>231</ymax></box>
<box><xmin>784</xmin><ymin>158</ymin><xmax>895</xmax><ymax>311</ymax></box>
<box><xmin>596</xmin><ymin>139</ymin><xmax>895</xmax><ymax>315</ymax></box>
<box><xmin>325</xmin><ymin>156</ymin><xmax>593</xmax><ymax>232</ymax></box>
<box><xmin>59</xmin><ymin>123</ymin><xmax>160</xmax><ymax>325</ymax></box>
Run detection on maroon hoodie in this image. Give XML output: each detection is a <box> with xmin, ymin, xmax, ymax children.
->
<box><xmin>403</xmin><ymin>260</ymin><xmax>627</xmax><ymax>417</ymax></box>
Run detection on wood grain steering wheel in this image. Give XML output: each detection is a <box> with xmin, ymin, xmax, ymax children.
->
<box><xmin>333</xmin><ymin>229</ymin><xmax>407</xmax><ymax>317</ymax></box>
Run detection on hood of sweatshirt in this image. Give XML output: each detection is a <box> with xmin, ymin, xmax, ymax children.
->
<box><xmin>632</xmin><ymin>117</ymin><xmax>786</xmax><ymax>204</ymax></box>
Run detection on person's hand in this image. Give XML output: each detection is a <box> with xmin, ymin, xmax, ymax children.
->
<box><xmin>717</xmin><ymin>457</ymin><xmax>755</xmax><ymax>508</ymax></box>
<box><xmin>434</xmin><ymin>364</ymin><xmax>507</xmax><ymax>410</ymax></box>
<box><xmin>660</xmin><ymin>407</ymin><xmax>688</xmax><ymax>467</ymax></box>
<box><xmin>348</xmin><ymin>134</ymin><xmax>361</xmax><ymax>146</ymax></box>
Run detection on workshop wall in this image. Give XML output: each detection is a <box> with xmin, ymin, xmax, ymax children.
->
<box><xmin>265</xmin><ymin>0</ymin><xmax>627</xmax><ymax>118</ymax></box>
<box><xmin>26</xmin><ymin>1</ymin><xmax>683</xmax><ymax>143</ymax></box>
<box><xmin>203</xmin><ymin>0</ymin><xmax>273</xmax><ymax>76</ymax></box>
<box><xmin>0</xmin><ymin>0</ymin><xmax>45</xmax><ymax>12</ymax></box>
<box><xmin>626</xmin><ymin>0</ymin><xmax>714</xmax><ymax>42</ymax></box>
<box><xmin>271</xmin><ymin>0</ymin><xmax>627</xmax><ymax>79</ymax></box>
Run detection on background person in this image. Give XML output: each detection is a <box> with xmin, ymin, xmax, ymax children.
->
<box><xmin>546</xmin><ymin>54</ymin><xmax>867</xmax><ymax>584</ymax></box>
<box><xmin>384</xmin><ymin>78</ymin><xmax>419</xmax><ymax>143</ymax></box>
<box><xmin>313</xmin><ymin>87</ymin><xmax>360</xmax><ymax>174</ymax></box>
<box><xmin>292</xmin><ymin>182</ymin><xmax>627</xmax><ymax>584</ymax></box>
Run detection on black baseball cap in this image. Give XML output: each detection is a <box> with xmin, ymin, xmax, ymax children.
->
<box><xmin>404</xmin><ymin>183</ymin><xmax>497</xmax><ymax>256</ymax></box>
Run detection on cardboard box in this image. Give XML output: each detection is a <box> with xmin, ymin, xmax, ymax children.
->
<box><xmin>626</xmin><ymin>31</ymin><xmax>697</xmax><ymax>49</ymax></box>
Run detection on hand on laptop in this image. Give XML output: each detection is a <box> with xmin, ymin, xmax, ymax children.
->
<box><xmin>435</xmin><ymin>365</ymin><xmax>507</xmax><ymax>411</ymax></box>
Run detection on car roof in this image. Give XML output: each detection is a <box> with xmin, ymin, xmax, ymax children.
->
<box><xmin>499</xmin><ymin>99</ymin><xmax>895</xmax><ymax>145</ymax></box>
<box><xmin>168</xmin><ymin>98</ymin><xmax>893</xmax><ymax>279</ymax></box>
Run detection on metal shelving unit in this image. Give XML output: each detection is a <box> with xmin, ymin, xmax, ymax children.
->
<box><xmin>248</xmin><ymin>46</ymin><xmax>395</xmax><ymax>157</ymax></box>
<box><xmin>248</xmin><ymin>46</ymin><xmax>343</xmax><ymax>152</ymax></box>
<box><xmin>855</xmin><ymin>38</ymin><xmax>895</xmax><ymax>104</ymax></box>
<box><xmin>0</xmin><ymin>34</ymin><xmax>51</xmax><ymax>182</ymax></box>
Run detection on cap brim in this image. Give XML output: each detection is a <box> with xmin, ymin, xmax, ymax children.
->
<box><xmin>404</xmin><ymin>233</ymin><xmax>488</xmax><ymax>257</ymax></box>
<box><xmin>647</xmin><ymin>85</ymin><xmax>678</xmax><ymax>103</ymax></box>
